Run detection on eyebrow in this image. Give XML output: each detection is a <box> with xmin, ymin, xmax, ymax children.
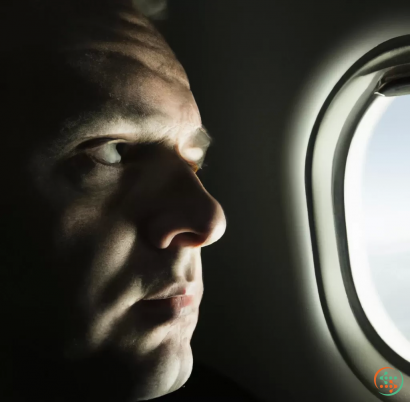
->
<box><xmin>50</xmin><ymin>108</ymin><xmax>213</xmax><ymax>156</ymax></box>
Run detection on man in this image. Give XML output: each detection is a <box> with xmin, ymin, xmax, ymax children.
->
<box><xmin>0</xmin><ymin>1</ymin><xmax>227</xmax><ymax>401</ymax></box>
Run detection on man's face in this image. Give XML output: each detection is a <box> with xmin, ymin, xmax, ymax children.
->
<box><xmin>0</xmin><ymin>4</ymin><xmax>226</xmax><ymax>401</ymax></box>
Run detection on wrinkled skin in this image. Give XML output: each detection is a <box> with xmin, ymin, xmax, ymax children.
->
<box><xmin>0</xmin><ymin>2</ymin><xmax>226</xmax><ymax>401</ymax></box>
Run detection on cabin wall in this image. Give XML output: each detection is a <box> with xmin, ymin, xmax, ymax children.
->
<box><xmin>165</xmin><ymin>1</ymin><xmax>410</xmax><ymax>401</ymax></box>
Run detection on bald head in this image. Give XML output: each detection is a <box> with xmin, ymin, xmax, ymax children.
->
<box><xmin>1</xmin><ymin>0</ymin><xmax>187</xmax><ymax>85</ymax></box>
<box><xmin>1</xmin><ymin>0</ymin><xmax>196</xmax><ymax>159</ymax></box>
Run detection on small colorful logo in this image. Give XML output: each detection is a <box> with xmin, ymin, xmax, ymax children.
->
<box><xmin>374</xmin><ymin>367</ymin><xmax>403</xmax><ymax>396</ymax></box>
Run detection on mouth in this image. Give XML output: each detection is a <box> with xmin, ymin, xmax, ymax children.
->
<box><xmin>137</xmin><ymin>281</ymin><xmax>199</xmax><ymax>324</ymax></box>
<box><xmin>143</xmin><ymin>281</ymin><xmax>196</xmax><ymax>301</ymax></box>
<box><xmin>137</xmin><ymin>295</ymin><xmax>196</xmax><ymax>325</ymax></box>
<box><xmin>139</xmin><ymin>295</ymin><xmax>195</xmax><ymax>320</ymax></box>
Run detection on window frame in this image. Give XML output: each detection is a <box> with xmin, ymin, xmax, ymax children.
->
<box><xmin>306</xmin><ymin>35</ymin><xmax>410</xmax><ymax>400</ymax></box>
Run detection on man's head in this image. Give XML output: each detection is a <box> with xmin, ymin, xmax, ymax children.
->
<box><xmin>0</xmin><ymin>1</ymin><xmax>226</xmax><ymax>401</ymax></box>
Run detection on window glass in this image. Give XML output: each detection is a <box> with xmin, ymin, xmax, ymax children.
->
<box><xmin>345</xmin><ymin>94</ymin><xmax>410</xmax><ymax>362</ymax></box>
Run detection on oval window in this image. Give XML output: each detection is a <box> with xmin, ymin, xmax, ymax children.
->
<box><xmin>345</xmin><ymin>92</ymin><xmax>410</xmax><ymax>362</ymax></box>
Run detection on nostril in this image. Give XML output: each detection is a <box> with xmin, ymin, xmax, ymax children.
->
<box><xmin>168</xmin><ymin>232</ymin><xmax>204</xmax><ymax>248</ymax></box>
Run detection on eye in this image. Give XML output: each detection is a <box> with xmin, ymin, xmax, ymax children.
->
<box><xmin>86</xmin><ymin>142</ymin><xmax>126</xmax><ymax>166</ymax></box>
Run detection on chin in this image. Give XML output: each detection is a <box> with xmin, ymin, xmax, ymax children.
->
<box><xmin>55</xmin><ymin>330</ymin><xmax>195</xmax><ymax>402</ymax></box>
<box><xmin>135</xmin><ymin>347</ymin><xmax>194</xmax><ymax>401</ymax></box>
<box><xmin>58</xmin><ymin>302</ymin><xmax>200</xmax><ymax>401</ymax></box>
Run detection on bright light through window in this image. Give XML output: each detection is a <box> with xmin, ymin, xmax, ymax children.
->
<box><xmin>345</xmin><ymin>93</ymin><xmax>410</xmax><ymax>362</ymax></box>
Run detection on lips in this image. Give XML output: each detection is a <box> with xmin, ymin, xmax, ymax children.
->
<box><xmin>142</xmin><ymin>295</ymin><xmax>194</xmax><ymax>309</ymax></box>
<box><xmin>138</xmin><ymin>295</ymin><xmax>195</xmax><ymax>323</ymax></box>
<box><xmin>143</xmin><ymin>282</ymin><xmax>194</xmax><ymax>301</ymax></box>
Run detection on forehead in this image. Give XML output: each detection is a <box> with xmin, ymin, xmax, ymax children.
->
<box><xmin>55</xmin><ymin>49</ymin><xmax>202</xmax><ymax>150</ymax></box>
<box><xmin>3</xmin><ymin>2</ymin><xmax>202</xmax><ymax>149</ymax></box>
<box><xmin>57</xmin><ymin>6</ymin><xmax>201</xmax><ymax>140</ymax></box>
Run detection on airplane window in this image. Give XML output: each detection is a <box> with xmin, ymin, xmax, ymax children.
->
<box><xmin>345</xmin><ymin>93</ymin><xmax>410</xmax><ymax>362</ymax></box>
<box><xmin>309</xmin><ymin>36</ymin><xmax>410</xmax><ymax>397</ymax></box>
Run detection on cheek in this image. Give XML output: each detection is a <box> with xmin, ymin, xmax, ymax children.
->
<box><xmin>56</xmin><ymin>215</ymin><xmax>139</xmax><ymax>351</ymax></box>
<box><xmin>59</xmin><ymin>201</ymin><xmax>104</xmax><ymax>240</ymax></box>
<box><xmin>57</xmin><ymin>153</ymin><xmax>123</xmax><ymax>195</ymax></box>
<box><xmin>56</xmin><ymin>203</ymin><xmax>138</xmax><ymax>306</ymax></box>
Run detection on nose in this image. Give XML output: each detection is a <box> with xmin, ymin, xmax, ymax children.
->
<box><xmin>144</xmin><ymin>170</ymin><xmax>227</xmax><ymax>250</ymax></box>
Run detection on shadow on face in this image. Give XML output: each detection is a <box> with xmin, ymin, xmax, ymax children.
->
<box><xmin>0</xmin><ymin>8</ymin><xmax>226</xmax><ymax>401</ymax></box>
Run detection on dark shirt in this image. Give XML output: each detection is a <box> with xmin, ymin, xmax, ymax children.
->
<box><xmin>153</xmin><ymin>362</ymin><xmax>261</xmax><ymax>402</ymax></box>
